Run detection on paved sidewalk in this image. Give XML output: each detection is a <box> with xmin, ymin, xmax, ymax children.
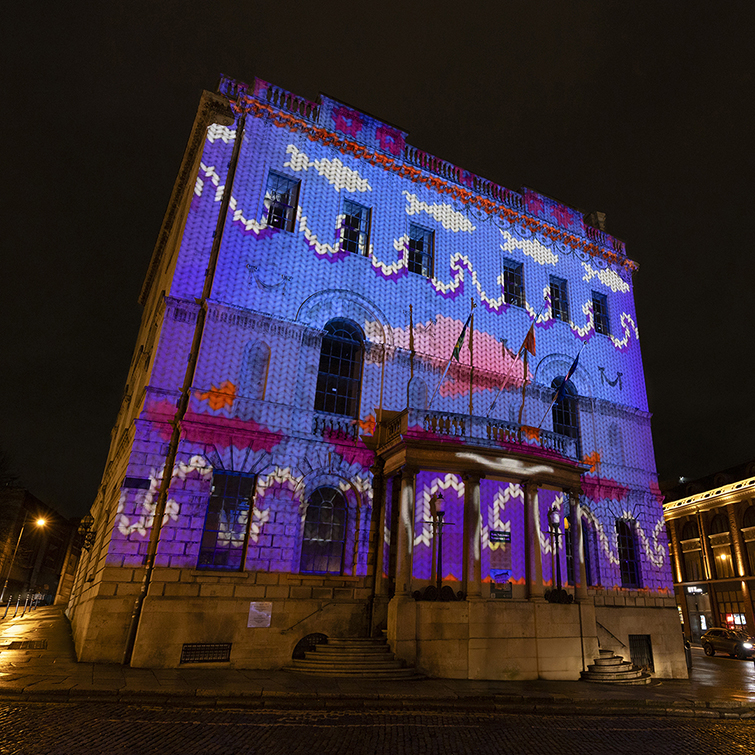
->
<box><xmin>1</xmin><ymin>606</ymin><xmax>754</xmax><ymax>718</ymax></box>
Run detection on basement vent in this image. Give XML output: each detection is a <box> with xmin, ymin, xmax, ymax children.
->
<box><xmin>628</xmin><ymin>634</ymin><xmax>654</xmax><ymax>672</ymax></box>
<box><xmin>180</xmin><ymin>643</ymin><xmax>232</xmax><ymax>664</ymax></box>
<box><xmin>7</xmin><ymin>640</ymin><xmax>48</xmax><ymax>650</ymax></box>
<box><xmin>123</xmin><ymin>477</ymin><xmax>152</xmax><ymax>490</ymax></box>
<box><xmin>292</xmin><ymin>633</ymin><xmax>328</xmax><ymax>660</ymax></box>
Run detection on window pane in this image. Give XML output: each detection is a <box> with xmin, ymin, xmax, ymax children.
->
<box><xmin>408</xmin><ymin>224</ymin><xmax>434</xmax><ymax>278</ymax></box>
<box><xmin>592</xmin><ymin>292</ymin><xmax>610</xmax><ymax>335</ymax></box>
<box><xmin>300</xmin><ymin>487</ymin><xmax>347</xmax><ymax>575</ymax></box>
<box><xmin>341</xmin><ymin>200</ymin><xmax>371</xmax><ymax>256</ymax></box>
<box><xmin>503</xmin><ymin>262</ymin><xmax>524</xmax><ymax>307</ymax></box>
<box><xmin>314</xmin><ymin>319</ymin><xmax>364</xmax><ymax>418</ymax></box>
<box><xmin>549</xmin><ymin>276</ymin><xmax>569</xmax><ymax>321</ymax></box>
<box><xmin>197</xmin><ymin>471</ymin><xmax>255</xmax><ymax>570</ymax></box>
<box><xmin>264</xmin><ymin>172</ymin><xmax>299</xmax><ymax>232</ymax></box>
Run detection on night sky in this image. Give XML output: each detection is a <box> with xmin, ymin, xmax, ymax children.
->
<box><xmin>4</xmin><ymin>3</ymin><xmax>753</xmax><ymax>517</ymax></box>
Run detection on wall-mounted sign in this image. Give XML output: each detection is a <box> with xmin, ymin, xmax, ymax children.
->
<box><xmin>248</xmin><ymin>601</ymin><xmax>273</xmax><ymax>628</ymax></box>
<box><xmin>490</xmin><ymin>531</ymin><xmax>511</xmax><ymax>543</ymax></box>
<box><xmin>686</xmin><ymin>586</ymin><xmax>704</xmax><ymax>594</ymax></box>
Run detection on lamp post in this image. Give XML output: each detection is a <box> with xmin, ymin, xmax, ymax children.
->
<box><xmin>546</xmin><ymin>505</ymin><xmax>572</xmax><ymax>604</ymax></box>
<box><xmin>1</xmin><ymin>513</ymin><xmax>46</xmax><ymax>605</ymax></box>
<box><xmin>432</xmin><ymin>494</ymin><xmax>445</xmax><ymax>594</ymax></box>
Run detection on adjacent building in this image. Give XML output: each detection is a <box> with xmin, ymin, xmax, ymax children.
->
<box><xmin>66</xmin><ymin>76</ymin><xmax>685</xmax><ymax>678</ymax></box>
<box><xmin>663</xmin><ymin>460</ymin><xmax>755</xmax><ymax>641</ymax></box>
<box><xmin>0</xmin><ymin>486</ymin><xmax>80</xmax><ymax>605</ymax></box>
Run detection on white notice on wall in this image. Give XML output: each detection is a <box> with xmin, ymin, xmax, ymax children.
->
<box><xmin>248</xmin><ymin>601</ymin><xmax>273</xmax><ymax>628</ymax></box>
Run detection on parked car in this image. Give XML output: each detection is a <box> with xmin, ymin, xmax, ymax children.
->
<box><xmin>700</xmin><ymin>628</ymin><xmax>755</xmax><ymax>659</ymax></box>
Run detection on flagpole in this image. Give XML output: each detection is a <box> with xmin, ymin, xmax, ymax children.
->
<box><xmin>428</xmin><ymin>305</ymin><xmax>474</xmax><ymax>410</ymax></box>
<box><xmin>487</xmin><ymin>298</ymin><xmax>547</xmax><ymax>419</ymax></box>
<box><xmin>407</xmin><ymin>304</ymin><xmax>415</xmax><ymax>407</ymax></box>
<box><xmin>536</xmin><ymin>341</ymin><xmax>587</xmax><ymax>431</ymax></box>
<box><xmin>469</xmin><ymin>297</ymin><xmax>474</xmax><ymax>418</ymax></box>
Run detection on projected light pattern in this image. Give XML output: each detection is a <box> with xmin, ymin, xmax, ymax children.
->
<box><xmin>104</xmin><ymin>75</ymin><xmax>671</xmax><ymax>597</ymax></box>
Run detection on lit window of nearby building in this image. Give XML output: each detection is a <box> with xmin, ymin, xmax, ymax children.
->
<box><xmin>314</xmin><ymin>319</ymin><xmax>364</xmax><ymax>418</ymax></box>
<box><xmin>300</xmin><ymin>487</ymin><xmax>347</xmax><ymax>574</ymax></box>
<box><xmin>263</xmin><ymin>171</ymin><xmax>300</xmax><ymax>231</ymax></box>
<box><xmin>549</xmin><ymin>276</ymin><xmax>570</xmax><ymax>321</ymax></box>
<box><xmin>197</xmin><ymin>472</ymin><xmax>256</xmax><ymax>570</ymax></box>
<box><xmin>340</xmin><ymin>200</ymin><xmax>371</xmax><ymax>256</ymax></box>
<box><xmin>617</xmin><ymin>519</ymin><xmax>641</xmax><ymax>588</ymax></box>
<box><xmin>407</xmin><ymin>224</ymin><xmax>434</xmax><ymax>277</ymax></box>
<box><xmin>503</xmin><ymin>261</ymin><xmax>524</xmax><ymax>307</ymax></box>
<box><xmin>592</xmin><ymin>292</ymin><xmax>610</xmax><ymax>335</ymax></box>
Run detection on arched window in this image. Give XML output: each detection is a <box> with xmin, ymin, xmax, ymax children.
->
<box><xmin>582</xmin><ymin>516</ymin><xmax>599</xmax><ymax>587</ymax></box>
<box><xmin>743</xmin><ymin>507</ymin><xmax>755</xmax><ymax>529</ymax></box>
<box><xmin>314</xmin><ymin>319</ymin><xmax>364</xmax><ymax>417</ymax></box>
<box><xmin>551</xmin><ymin>377</ymin><xmax>581</xmax><ymax>456</ymax></box>
<box><xmin>299</xmin><ymin>487</ymin><xmax>348</xmax><ymax>574</ymax></box>
<box><xmin>680</xmin><ymin>520</ymin><xmax>699</xmax><ymax>540</ymax></box>
<box><xmin>616</xmin><ymin>519</ymin><xmax>641</xmax><ymax>589</ymax></box>
<box><xmin>239</xmin><ymin>341</ymin><xmax>270</xmax><ymax>400</ymax></box>
<box><xmin>709</xmin><ymin>514</ymin><xmax>729</xmax><ymax>534</ymax></box>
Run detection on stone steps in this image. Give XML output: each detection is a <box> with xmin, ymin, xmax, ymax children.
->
<box><xmin>288</xmin><ymin>637</ymin><xmax>423</xmax><ymax>679</ymax></box>
<box><xmin>580</xmin><ymin>649</ymin><xmax>652</xmax><ymax>685</ymax></box>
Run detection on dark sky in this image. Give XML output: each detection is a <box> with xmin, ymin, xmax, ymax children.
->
<box><xmin>4</xmin><ymin>3</ymin><xmax>753</xmax><ymax>517</ymax></box>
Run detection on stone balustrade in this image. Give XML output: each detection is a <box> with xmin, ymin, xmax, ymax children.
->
<box><xmin>378</xmin><ymin>407</ymin><xmax>578</xmax><ymax>460</ymax></box>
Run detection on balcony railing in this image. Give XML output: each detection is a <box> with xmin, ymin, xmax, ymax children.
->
<box><xmin>379</xmin><ymin>407</ymin><xmax>579</xmax><ymax>460</ymax></box>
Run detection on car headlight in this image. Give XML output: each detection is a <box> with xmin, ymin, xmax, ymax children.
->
<box><xmin>743</xmin><ymin>643</ymin><xmax>753</xmax><ymax>649</ymax></box>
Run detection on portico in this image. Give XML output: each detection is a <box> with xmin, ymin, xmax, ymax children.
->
<box><xmin>371</xmin><ymin>407</ymin><xmax>599</xmax><ymax>680</ymax></box>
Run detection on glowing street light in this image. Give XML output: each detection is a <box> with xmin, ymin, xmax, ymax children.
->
<box><xmin>0</xmin><ymin>513</ymin><xmax>46</xmax><ymax>604</ymax></box>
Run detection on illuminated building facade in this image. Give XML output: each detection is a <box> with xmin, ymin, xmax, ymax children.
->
<box><xmin>67</xmin><ymin>76</ymin><xmax>686</xmax><ymax>678</ymax></box>
<box><xmin>663</xmin><ymin>461</ymin><xmax>755</xmax><ymax>642</ymax></box>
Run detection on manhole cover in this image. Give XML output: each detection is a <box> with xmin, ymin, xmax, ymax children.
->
<box><xmin>7</xmin><ymin>640</ymin><xmax>47</xmax><ymax>650</ymax></box>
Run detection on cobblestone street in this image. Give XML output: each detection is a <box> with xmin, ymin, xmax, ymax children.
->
<box><xmin>2</xmin><ymin>703</ymin><xmax>754</xmax><ymax>755</ymax></box>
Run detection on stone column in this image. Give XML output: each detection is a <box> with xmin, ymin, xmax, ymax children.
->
<box><xmin>727</xmin><ymin>504</ymin><xmax>747</xmax><ymax>579</ymax></box>
<box><xmin>667</xmin><ymin>519</ymin><xmax>684</xmax><ymax>584</ymax></box>
<box><xmin>698</xmin><ymin>510</ymin><xmax>720</xmax><ymax>624</ymax></box>
<box><xmin>569</xmin><ymin>490</ymin><xmax>588</xmax><ymax>601</ymax></box>
<box><xmin>524</xmin><ymin>481</ymin><xmax>543</xmax><ymax>599</ymax></box>
<box><xmin>394</xmin><ymin>467</ymin><xmax>417</xmax><ymax>597</ymax></box>
<box><xmin>370</xmin><ymin>463</ymin><xmax>388</xmax><ymax>599</ymax></box>
<box><xmin>462</xmin><ymin>473</ymin><xmax>483</xmax><ymax>599</ymax></box>
<box><xmin>726</xmin><ymin>504</ymin><xmax>755</xmax><ymax>633</ymax></box>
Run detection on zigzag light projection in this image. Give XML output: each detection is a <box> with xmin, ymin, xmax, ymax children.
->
<box><xmin>105</xmin><ymin>75</ymin><xmax>672</xmax><ymax>601</ymax></box>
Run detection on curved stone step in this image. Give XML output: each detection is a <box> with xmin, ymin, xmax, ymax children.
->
<box><xmin>581</xmin><ymin>671</ymin><xmax>652</xmax><ymax>685</ymax></box>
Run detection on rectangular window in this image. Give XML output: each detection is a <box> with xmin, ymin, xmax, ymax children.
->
<box><xmin>503</xmin><ymin>261</ymin><xmax>524</xmax><ymax>307</ymax></box>
<box><xmin>683</xmin><ymin>550</ymin><xmax>702</xmax><ymax>582</ymax></box>
<box><xmin>264</xmin><ymin>171</ymin><xmax>299</xmax><ymax>232</ymax></box>
<box><xmin>407</xmin><ymin>224</ymin><xmax>434</xmax><ymax>277</ymax></box>
<box><xmin>592</xmin><ymin>292</ymin><xmax>610</xmax><ymax>335</ymax></box>
<box><xmin>197</xmin><ymin>472</ymin><xmax>256</xmax><ymax>570</ymax></box>
<box><xmin>549</xmin><ymin>276</ymin><xmax>569</xmax><ymax>321</ymax></box>
<box><xmin>340</xmin><ymin>200</ymin><xmax>371</xmax><ymax>256</ymax></box>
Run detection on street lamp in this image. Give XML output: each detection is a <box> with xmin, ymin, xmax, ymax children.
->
<box><xmin>545</xmin><ymin>505</ymin><xmax>572</xmax><ymax>604</ymax></box>
<box><xmin>0</xmin><ymin>513</ymin><xmax>46</xmax><ymax>604</ymax></box>
<box><xmin>432</xmin><ymin>494</ymin><xmax>445</xmax><ymax>595</ymax></box>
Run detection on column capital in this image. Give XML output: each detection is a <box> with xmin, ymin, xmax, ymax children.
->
<box><xmin>399</xmin><ymin>466</ymin><xmax>418</xmax><ymax>481</ymax></box>
<box><xmin>461</xmin><ymin>472</ymin><xmax>485</xmax><ymax>483</ymax></box>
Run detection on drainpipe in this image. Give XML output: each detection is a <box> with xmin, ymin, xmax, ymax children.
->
<box><xmin>122</xmin><ymin>108</ymin><xmax>246</xmax><ymax>665</ymax></box>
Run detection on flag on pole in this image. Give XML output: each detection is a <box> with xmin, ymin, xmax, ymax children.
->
<box><xmin>522</xmin><ymin>324</ymin><xmax>536</xmax><ymax>356</ymax></box>
<box><xmin>428</xmin><ymin>306</ymin><xmax>475</xmax><ymax>409</ymax></box>
<box><xmin>452</xmin><ymin>312</ymin><xmax>473</xmax><ymax>361</ymax></box>
<box><xmin>553</xmin><ymin>351</ymin><xmax>580</xmax><ymax>405</ymax></box>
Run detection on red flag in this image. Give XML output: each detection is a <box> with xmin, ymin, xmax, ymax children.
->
<box><xmin>522</xmin><ymin>324</ymin><xmax>536</xmax><ymax>356</ymax></box>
